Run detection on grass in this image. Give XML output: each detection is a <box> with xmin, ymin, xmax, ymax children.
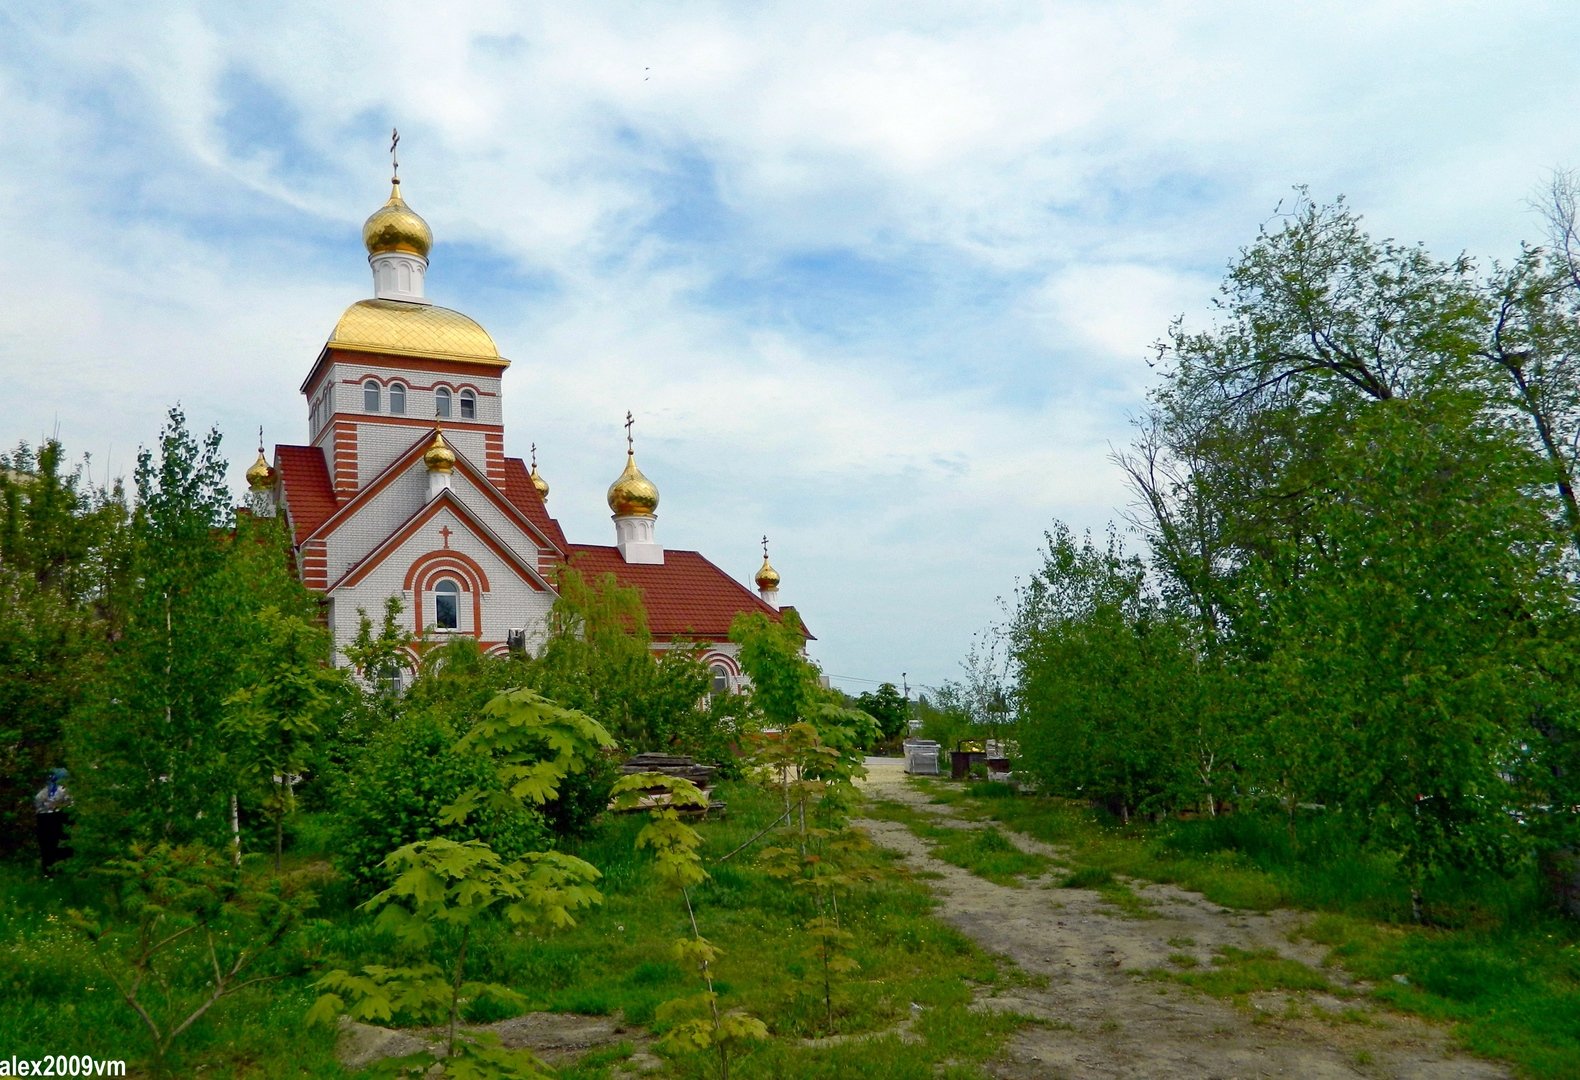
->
<box><xmin>1147</xmin><ymin>946</ymin><xmax>1334</xmax><ymax>999</ymax></box>
<box><xmin>863</xmin><ymin>799</ymin><xmax>1051</xmax><ymax>886</ymax></box>
<box><xmin>1056</xmin><ymin>865</ymin><xmax>1155</xmax><ymax>918</ymax></box>
<box><xmin>923</xmin><ymin>776</ymin><xmax>1580</xmax><ymax>1079</ymax></box>
<box><xmin>0</xmin><ymin>780</ymin><xmax>1036</xmax><ymax>1078</ymax></box>
<box><xmin>0</xmin><ymin>861</ymin><xmax>348</xmax><ymax>1077</ymax></box>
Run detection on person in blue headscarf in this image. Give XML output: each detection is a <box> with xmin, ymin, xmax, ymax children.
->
<box><xmin>34</xmin><ymin>768</ymin><xmax>73</xmax><ymax>876</ymax></box>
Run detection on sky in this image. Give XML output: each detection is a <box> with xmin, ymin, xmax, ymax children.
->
<box><xmin>3</xmin><ymin>1</ymin><xmax>1578</xmax><ymax>694</ymax></box>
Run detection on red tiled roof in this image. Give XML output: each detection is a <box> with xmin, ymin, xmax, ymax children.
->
<box><xmin>501</xmin><ymin>457</ymin><xmax>568</xmax><ymax>552</ymax></box>
<box><xmin>562</xmin><ymin>544</ymin><xmax>812</xmax><ymax>642</ymax></box>
<box><xmin>273</xmin><ymin>445</ymin><xmax>338</xmax><ymax>544</ymax></box>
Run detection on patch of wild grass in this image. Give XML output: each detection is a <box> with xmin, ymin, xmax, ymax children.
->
<box><xmin>1058</xmin><ymin>866</ymin><xmax>1155</xmax><ymax>918</ymax></box>
<box><xmin>945</xmin><ymin>783</ymin><xmax>1580</xmax><ymax>1079</ymax></box>
<box><xmin>1148</xmin><ymin>946</ymin><xmax>1332</xmax><ymax>999</ymax></box>
<box><xmin>866</xmin><ymin>799</ymin><xmax>1049</xmax><ymax>885</ymax></box>
<box><xmin>1302</xmin><ymin>911</ymin><xmax>1580</xmax><ymax>1079</ymax></box>
<box><xmin>929</xmin><ymin>827</ymin><xmax>1049</xmax><ymax>886</ymax></box>
<box><xmin>518</xmin><ymin>780</ymin><xmax>1028</xmax><ymax>1071</ymax></box>
<box><xmin>0</xmin><ymin>861</ymin><xmax>345</xmax><ymax>1077</ymax></box>
<box><xmin>0</xmin><ymin>781</ymin><xmax>1031</xmax><ymax>1077</ymax></box>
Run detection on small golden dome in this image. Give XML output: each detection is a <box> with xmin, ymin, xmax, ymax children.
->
<box><xmin>362</xmin><ymin>181</ymin><xmax>432</xmax><ymax>259</ymax></box>
<box><xmin>755</xmin><ymin>557</ymin><xmax>781</xmax><ymax>591</ymax></box>
<box><xmin>607</xmin><ymin>452</ymin><xmax>659</xmax><ymax>516</ymax></box>
<box><xmin>424</xmin><ymin>430</ymin><xmax>456</xmax><ymax>474</ymax></box>
<box><xmin>245</xmin><ymin>450</ymin><xmax>273</xmax><ymax>491</ymax></box>
<box><xmin>530</xmin><ymin>464</ymin><xmax>549</xmax><ymax>501</ymax></box>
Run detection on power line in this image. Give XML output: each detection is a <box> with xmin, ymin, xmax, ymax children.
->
<box><xmin>823</xmin><ymin>673</ymin><xmax>892</xmax><ymax>688</ymax></box>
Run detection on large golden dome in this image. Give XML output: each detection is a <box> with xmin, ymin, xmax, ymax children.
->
<box><xmin>607</xmin><ymin>453</ymin><xmax>659</xmax><ymax>517</ymax></box>
<box><xmin>326</xmin><ymin>299</ymin><xmax>507</xmax><ymax>366</ymax></box>
<box><xmin>362</xmin><ymin>181</ymin><xmax>432</xmax><ymax>258</ymax></box>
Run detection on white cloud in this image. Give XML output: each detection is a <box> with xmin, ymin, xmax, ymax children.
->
<box><xmin>4</xmin><ymin>0</ymin><xmax>1580</xmax><ymax>685</ymax></box>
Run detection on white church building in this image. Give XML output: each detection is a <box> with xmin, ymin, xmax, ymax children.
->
<box><xmin>244</xmin><ymin>163</ymin><xmax>798</xmax><ymax>688</ymax></box>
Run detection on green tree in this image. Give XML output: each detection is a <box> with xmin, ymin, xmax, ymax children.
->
<box><xmin>530</xmin><ymin>568</ymin><xmax>712</xmax><ymax>753</ymax></box>
<box><xmin>855</xmin><ymin>683</ymin><xmax>909</xmax><ymax>747</ymax></box>
<box><xmin>1012</xmin><ymin>525</ymin><xmax>1215</xmax><ymax>821</ymax></box>
<box><xmin>222</xmin><ymin>606</ymin><xmax>347</xmax><ymax>869</ymax></box>
<box><xmin>1249</xmin><ymin>394</ymin><xmax>1570</xmax><ymax>915</ymax></box>
<box><xmin>0</xmin><ymin>439</ymin><xmax>126</xmax><ymax>856</ymax></box>
<box><xmin>731</xmin><ymin>609</ymin><xmax>873</xmax><ymax>774</ymax></box>
<box><xmin>68</xmin><ymin>408</ymin><xmax>315</xmax><ymax>856</ymax></box>
<box><xmin>71</xmin><ymin>842</ymin><xmax>314</xmax><ymax>1075</ymax></box>
<box><xmin>312</xmin><ymin>839</ymin><xmax>600</xmax><ymax>1079</ymax></box>
<box><xmin>1112</xmin><ymin>191</ymin><xmax>1580</xmax><ymax>908</ymax></box>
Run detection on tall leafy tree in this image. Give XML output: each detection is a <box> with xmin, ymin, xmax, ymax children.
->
<box><xmin>1102</xmin><ymin>191</ymin><xmax>1580</xmax><ymax>910</ymax></box>
<box><xmin>1249</xmin><ymin>394</ymin><xmax>1572</xmax><ymax>912</ymax></box>
<box><xmin>530</xmin><ymin>568</ymin><xmax>710</xmax><ymax>752</ymax></box>
<box><xmin>855</xmin><ymin>683</ymin><xmax>909</xmax><ymax>746</ymax></box>
<box><xmin>1012</xmin><ymin>525</ymin><xmax>1218</xmax><ymax>821</ymax></box>
<box><xmin>0</xmin><ymin>439</ymin><xmax>126</xmax><ymax>855</ymax></box>
<box><xmin>67</xmin><ymin>408</ymin><xmax>318</xmax><ymax>855</ymax></box>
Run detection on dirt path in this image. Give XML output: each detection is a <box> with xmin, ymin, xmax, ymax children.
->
<box><xmin>855</xmin><ymin>757</ymin><xmax>1509</xmax><ymax>1080</ymax></box>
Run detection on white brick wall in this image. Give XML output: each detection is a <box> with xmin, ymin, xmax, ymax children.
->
<box><xmin>325</xmin><ymin>504</ymin><xmax>556</xmax><ymax>660</ymax></box>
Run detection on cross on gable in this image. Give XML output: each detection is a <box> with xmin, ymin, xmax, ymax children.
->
<box><xmin>439</xmin><ymin>524</ymin><xmax>452</xmax><ymax>549</ymax></box>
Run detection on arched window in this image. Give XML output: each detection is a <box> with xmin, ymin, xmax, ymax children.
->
<box><xmin>459</xmin><ymin>390</ymin><xmax>476</xmax><ymax>420</ymax></box>
<box><xmin>710</xmin><ymin>664</ymin><xmax>730</xmax><ymax>698</ymax></box>
<box><xmin>435</xmin><ymin>387</ymin><xmax>452</xmax><ymax>418</ymax></box>
<box><xmin>388</xmin><ymin>382</ymin><xmax>406</xmax><ymax>414</ymax></box>
<box><xmin>433</xmin><ymin>579</ymin><xmax>460</xmax><ymax>631</ymax></box>
<box><xmin>363</xmin><ymin>379</ymin><xmax>381</xmax><ymax>412</ymax></box>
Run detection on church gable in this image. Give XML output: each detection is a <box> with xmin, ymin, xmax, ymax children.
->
<box><xmin>325</xmin><ymin>493</ymin><xmax>556</xmax><ymax>652</ymax></box>
<box><xmin>308</xmin><ymin>431</ymin><xmax>560</xmax><ymax>587</ymax></box>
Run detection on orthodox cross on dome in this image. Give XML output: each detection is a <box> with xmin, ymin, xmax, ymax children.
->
<box><xmin>530</xmin><ymin>442</ymin><xmax>538</xmax><ymax>469</ymax></box>
<box><xmin>439</xmin><ymin>524</ymin><xmax>452</xmax><ymax>549</ymax></box>
<box><xmin>625</xmin><ymin>410</ymin><xmax>635</xmax><ymax>454</ymax></box>
<box><xmin>762</xmin><ymin>534</ymin><xmax>770</xmax><ymax>559</ymax></box>
<box><xmin>257</xmin><ymin>425</ymin><xmax>265</xmax><ymax>455</ymax></box>
<box><xmin>390</xmin><ymin>127</ymin><xmax>400</xmax><ymax>183</ymax></box>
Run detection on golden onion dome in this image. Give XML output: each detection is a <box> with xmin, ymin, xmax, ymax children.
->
<box><xmin>755</xmin><ymin>556</ymin><xmax>781</xmax><ymax>591</ymax></box>
<box><xmin>326</xmin><ymin>299</ymin><xmax>506</xmax><ymax>366</ymax></box>
<box><xmin>423</xmin><ymin>430</ymin><xmax>456</xmax><ymax>474</ymax></box>
<box><xmin>530</xmin><ymin>463</ymin><xmax>549</xmax><ymax>502</ymax></box>
<box><xmin>245</xmin><ymin>450</ymin><xmax>273</xmax><ymax>491</ymax></box>
<box><xmin>362</xmin><ymin>181</ymin><xmax>432</xmax><ymax>259</ymax></box>
<box><xmin>607</xmin><ymin>452</ymin><xmax>659</xmax><ymax>516</ymax></box>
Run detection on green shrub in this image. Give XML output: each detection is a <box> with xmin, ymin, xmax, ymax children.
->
<box><xmin>332</xmin><ymin>712</ymin><xmax>547</xmax><ymax>892</ymax></box>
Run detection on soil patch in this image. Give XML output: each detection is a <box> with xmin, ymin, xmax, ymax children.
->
<box><xmin>856</xmin><ymin>756</ymin><xmax>1508</xmax><ymax>1080</ymax></box>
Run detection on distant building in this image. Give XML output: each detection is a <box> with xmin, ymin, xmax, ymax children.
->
<box><xmin>246</xmin><ymin>164</ymin><xmax>802</xmax><ymax>688</ymax></box>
